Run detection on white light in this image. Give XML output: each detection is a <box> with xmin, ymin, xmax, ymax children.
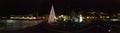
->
<box><xmin>111</xmin><ymin>19</ymin><xmax>119</xmax><ymax>21</ymax></box>
<box><xmin>79</xmin><ymin>14</ymin><xmax>83</xmax><ymax>22</ymax></box>
<box><xmin>54</xmin><ymin>17</ymin><xmax>58</xmax><ymax>19</ymax></box>
<box><xmin>106</xmin><ymin>16</ymin><xmax>110</xmax><ymax>18</ymax></box>
<box><xmin>48</xmin><ymin>5</ymin><xmax>56</xmax><ymax>23</ymax></box>
<box><xmin>61</xmin><ymin>15</ymin><xmax>64</xmax><ymax>17</ymax></box>
<box><xmin>108</xmin><ymin>29</ymin><xmax>111</xmax><ymax>32</ymax></box>
<box><xmin>64</xmin><ymin>19</ymin><xmax>66</xmax><ymax>21</ymax></box>
<box><xmin>7</xmin><ymin>20</ymin><xmax>15</xmax><ymax>23</ymax></box>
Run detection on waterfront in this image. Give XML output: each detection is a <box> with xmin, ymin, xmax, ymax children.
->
<box><xmin>0</xmin><ymin>19</ymin><xmax>120</xmax><ymax>33</ymax></box>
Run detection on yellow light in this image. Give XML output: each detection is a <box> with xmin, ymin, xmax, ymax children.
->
<box><xmin>92</xmin><ymin>17</ymin><xmax>95</xmax><ymax>18</ymax></box>
<box><xmin>100</xmin><ymin>16</ymin><xmax>103</xmax><ymax>18</ymax></box>
<box><xmin>61</xmin><ymin>15</ymin><xmax>64</xmax><ymax>17</ymax></box>
<box><xmin>22</xmin><ymin>17</ymin><xmax>25</xmax><ymax>18</ymax></box>
<box><xmin>86</xmin><ymin>16</ymin><xmax>89</xmax><ymax>19</ymax></box>
<box><xmin>58</xmin><ymin>16</ymin><xmax>61</xmax><ymax>18</ymax></box>
<box><xmin>117</xmin><ymin>13</ymin><xmax>120</xmax><ymax>15</ymax></box>
<box><xmin>33</xmin><ymin>17</ymin><xmax>36</xmax><ymax>19</ymax></box>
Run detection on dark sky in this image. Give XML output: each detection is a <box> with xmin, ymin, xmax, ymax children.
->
<box><xmin>0</xmin><ymin>0</ymin><xmax>119</xmax><ymax>16</ymax></box>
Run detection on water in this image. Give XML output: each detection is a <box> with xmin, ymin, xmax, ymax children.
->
<box><xmin>0</xmin><ymin>19</ymin><xmax>43</xmax><ymax>30</ymax></box>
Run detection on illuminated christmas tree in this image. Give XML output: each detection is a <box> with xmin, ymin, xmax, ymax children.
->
<box><xmin>48</xmin><ymin>5</ymin><xmax>56</xmax><ymax>23</ymax></box>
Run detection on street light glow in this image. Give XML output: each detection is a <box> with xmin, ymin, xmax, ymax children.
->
<box><xmin>79</xmin><ymin>14</ymin><xmax>83</xmax><ymax>22</ymax></box>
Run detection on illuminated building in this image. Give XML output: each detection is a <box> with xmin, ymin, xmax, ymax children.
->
<box><xmin>10</xmin><ymin>14</ymin><xmax>36</xmax><ymax>19</ymax></box>
<box><xmin>10</xmin><ymin>16</ymin><xmax>36</xmax><ymax>19</ymax></box>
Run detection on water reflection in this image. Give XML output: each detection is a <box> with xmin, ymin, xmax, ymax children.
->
<box><xmin>0</xmin><ymin>19</ymin><xmax>43</xmax><ymax>30</ymax></box>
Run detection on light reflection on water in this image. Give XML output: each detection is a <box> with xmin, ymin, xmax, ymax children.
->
<box><xmin>0</xmin><ymin>19</ymin><xmax>43</xmax><ymax>30</ymax></box>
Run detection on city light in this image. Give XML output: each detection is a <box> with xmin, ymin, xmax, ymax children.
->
<box><xmin>58</xmin><ymin>15</ymin><xmax>69</xmax><ymax>21</ymax></box>
<box><xmin>61</xmin><ymin>15</ymin><xmax>64</xmax><ymax>17</ymax></box>
<box><xmin>1</xmin><ymin>0</ymin><xmax>120</xmax><ymax>33</ymax></box>
<box><xmin>111</xmin><ymin>19</ymin><xmax>120</xmax><ymax>21</ymax></box>
<box><xmin>58</xmin><ymin>15</ymin><xmax>64</xmax><ymax>18</ymax></box>
<box><xmin>117</xmin><ymin>13</ymin><xmax>120</xmax><ymax>15</ymax></box>
<box><xmin>7</xmin><ymin>20</ymin><xmax>15</xmax><ymax>23</ymax></box>
<box><xmin>10</xmin><ymin>17</ymin><xmax>36</xmax><ymax>19</ymax></box>
<box><xmin>79</xmin><ymin>14</ymin><xmax>83</xmax><ymax>22</ymax></box>
<box><xmin>106</xmin><ymin>16</ymin><xmax>110</xmax><ymax>18</ymax></box>
<box><xmin>86</xmin><ymin>16</ymin><xmax>90</xmax><ymax>19</ymax></box>
<box><xmin>108</xmin><ymin>29</ymin><xmax>111</xmax><ymax>32</ymax></box>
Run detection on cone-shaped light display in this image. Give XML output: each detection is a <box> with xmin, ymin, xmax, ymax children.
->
<box><xmin>48</xmin><ymin>5</ymin><xmax>56</xmax><ymax>23</ymax></box>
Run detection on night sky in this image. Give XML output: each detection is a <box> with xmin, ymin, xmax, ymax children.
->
<box><xmin>0</xmin><ymin>0</ymin><xmax>119</xmax><ymax>16</ymax></box>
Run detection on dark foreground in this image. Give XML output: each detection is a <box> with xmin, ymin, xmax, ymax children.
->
<box><xmin>0</xmin><ymin>21</ymin><xmax>120</xmax><ymax>33</ymax></box>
